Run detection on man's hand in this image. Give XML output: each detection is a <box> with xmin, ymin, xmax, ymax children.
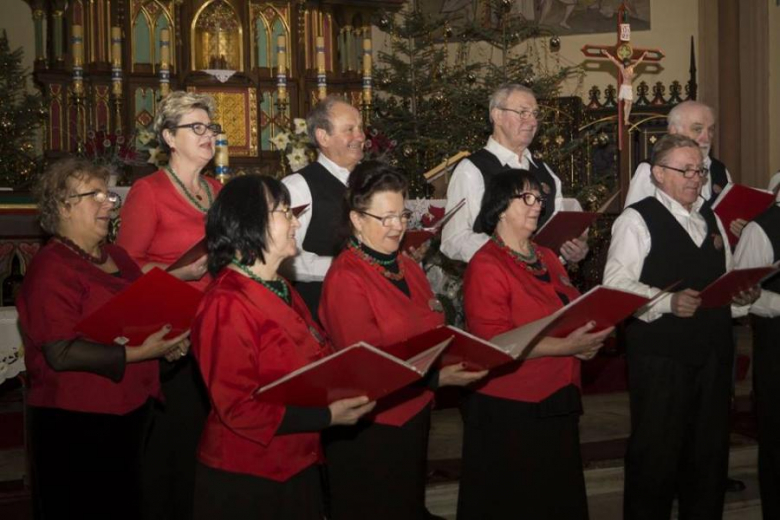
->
<box><xmin>732</xmin><ymin>286</ymin><xmax>760</xmax><ymax>307</ymax></box>
<box><xmin>560</xmin><ymin>231</ymin><xmax>589</xmax><ymax>264</ymax></box>
<box><xmin>670</xmin><ymin>289</ymin><xmax>702</xmax><ymax>318</ymax></box>
<box><xmin>730</xmin><ymin>219</ymin><xmax>748</xmax><ymax>239</ymax></box>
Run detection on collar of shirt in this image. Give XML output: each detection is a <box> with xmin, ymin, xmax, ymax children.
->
<box><xmin>654</xmin><ymin>187</ymin><xmax>705</xmax><ymax>218</ymax></box>
<box><xmin>317</xmin><ymin>153</ymin><xmax>352</xmax><ymax>185</ymax></box>
<box><xmin>703</xmin><ymin>155</ymin><xmax>712</xmax><ymax>169</ymax></box>
<box><xmin>485</xmin><ymin>136</ymin><xmax>536</xmax><ymax>170</ymax></box>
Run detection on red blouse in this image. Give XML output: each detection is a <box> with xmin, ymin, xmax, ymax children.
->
<box><xmin>319</xmin><ymin>249</ymin><xmax>445</xmax><ymax>427</ymax></box>
<box><xmin>17</xmin><ymin>242</ymin><xmax>161</xmax><ymax>414</ymax></box>
<box><xmin>463</xmin><ymin>239</ymin><xmax>582</xmax><ymax>402</ymax></box>
<box><xmin>191</xmin><ymin>270</ymin><xmax>332</xmax><ymax>481</ymax></box>
<box><xmin>116</xmin><ymin>169</ymin><xmax>222</xmax><ymax>291</ymax></box>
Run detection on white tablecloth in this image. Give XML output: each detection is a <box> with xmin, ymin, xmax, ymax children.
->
<box><xmin>0</xmin><ymin>306</ymin><xmax>23</xmax><ymax>385</ymax></box>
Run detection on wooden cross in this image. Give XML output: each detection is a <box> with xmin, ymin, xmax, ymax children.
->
<box><xmin>580</xmin><ymin>1</ymin><xmax>664</xmax><ymax>206</ymax></box>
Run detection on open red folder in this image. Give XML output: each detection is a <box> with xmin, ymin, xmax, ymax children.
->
<box><xmin>254</xmin><ymin>336</ymin><xmax>452</xmax><ymax>407</ymax></box>
<box><xmin>711</xmin><ymin>184</ymin><xmax>775</xmax><ymax>246</ymax></box>
<box><xmin>402</xmin><ymin>199</ymin><xmax>465</xmax><ymax>253</ymax></box>
<box><xmin>75</xmin><ymin>267</ymin><xmax>204</xmax><ymax>345</ymax></box>
<box><xmin>167</xmin><ymin>237</ymin><xmax>207</xmax><ymax>272</ymax></box>
<box><xmin>533</xmin><ymin>211</ymin><xmax>600</xmax><ymax>253</ymax></box>
<box><xmin>699</xmin><ymin>266</ymin><xmax>779</xmax><ymax>308</ymax></box>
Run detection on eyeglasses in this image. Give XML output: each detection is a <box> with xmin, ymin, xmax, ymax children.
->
<box><xmin>512</xmin><ymin>192</ymin><xmax>546</xmax><ymax>207</ymax></box>
<box><xmin>270</xmin><ymin>207</ymin><xmax>295</xmax><ymax>221</ymax></box>
<box><xmin>498</xmin><ymin>107</ymin><xmax>543</xmax><ymax>120</ymax></box>
<box><xmin>172</xmin><ymin>122</ymin><xmax>222</xmax><ymax>136</ymax></box>
<box><xmin>359</xmin><ymin>210</ymin><xmax>413</xmax><ymax>227</ymax></box>
<box><xmin>658</xmin><ymin>164</ymin><xmax>710</xmax><ymax>179</ymax></box>
<box><xmin>67</xmin><ymin>190</ymin><xmax>120</xmax><ymax>205</ymax></box>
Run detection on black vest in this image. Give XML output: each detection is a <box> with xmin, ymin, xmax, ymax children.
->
<box><xmin>467</xmin><ymin>148</ymin><xmax>558</xmax><ymax>231</ymax></box>
<box><xmin>752</xmin><ymin>204</ymin><xmax>780</xmax><ymax>294</ymax></box>
<box><xmin>624</xmin><ymin>197</ymin><xmax>733</xmax><ymax>365</ymax></box>
<box><xmin>708</xmin><ymin>157</ymin><xmax>729</xmax><ymax>202</ymax></box>
<box><xmin>299</xmin><ymin>162</ymin><xmax>346</xmax><ymax>257</ymax></box>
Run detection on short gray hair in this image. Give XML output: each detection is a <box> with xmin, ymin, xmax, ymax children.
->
<box><xmin>154</xmin><ymin>91</ymin><xmax>217</xmax><ymax>153</ymax></box>
<box><xmin>488</xmin><ymin>84</ymin><xmax>536</xmax><ymax>123</ymax></box>
<box><xmin>307</xmin><ymin>95</ymin><xmax>352</xmax><ymax>148</ymax></box>
<box><xmin>650</xmin><ymin>133</ymin><xmax>701</xmax><ymax>181</ymax></box>
<box><xmin>667</xmin><ymin>101</ymin><xmax>715</xmax><ymax>132</ymax></box>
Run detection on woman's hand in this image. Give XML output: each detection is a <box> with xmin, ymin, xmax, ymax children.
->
<box><xmin>169</xmin><ymin>255</ymin><xmax>208</xmax><ymax>282</ymax></box>
<box><xmin>126</xmin><ymin>325</ymin><xmax>191</xmax><ymax>363</ymax></box>
<box><xmin>328</xmin><ymin>396</ymin><xmax>376</xmax><ymax>426</ymax></box>
<box><xmin>560</xmin><ymin>321</ymin><xmax>613</xmax><ymax>358</ymax></box>
<box><xmin>438</xmin><ymin>363</ymin><xmax>489</xmax><ymax>387</ymax></box>
<box><xmin>163</xmin><ymin>337</ymin><xmax>191</xmax><ymax>362</ymax></box>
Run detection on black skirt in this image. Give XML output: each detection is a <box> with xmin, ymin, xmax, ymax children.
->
<box><xmin>323</xmin><ymin>405</ymin><xmax>431</xmax><ymax>520</ymax></box>
<box><xmin>456</xmin><ymin>387</ymin><xmax>589</xmax><ymax>520</ymax></box>
<box><xmin>29</xmin><ymin>401</ymin><xmax>150</xmax><ymax>520</ymax></box>
<box><xmin>193</xmin><ymin>462</ymin><xmax>325</xmax><ymax>520</ymax></box>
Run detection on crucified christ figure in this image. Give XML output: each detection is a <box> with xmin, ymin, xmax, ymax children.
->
<box><xmin>601</xmin><ymin>49</ymin><xmax>648</xmax><ymax>125</ymax></box>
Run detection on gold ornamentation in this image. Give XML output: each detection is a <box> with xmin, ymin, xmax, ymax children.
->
<box><xmin>187</xmin><ymin>87</ymin><xmax>257</xmax><ymax>156</ymax></box>
<box><xmin>192</xmin><ymin>0</ymin><xmax>243</xmax><ymax>71</ymax></box>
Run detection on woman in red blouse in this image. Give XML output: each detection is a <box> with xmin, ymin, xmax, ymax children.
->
<box><xmin>458</xmin><ymin>169</ymin><xmax>612</xmax><ymax>519</ymax></box>
<box><xmin>116</xmin><ymin>91</ymin><xmax>223</xmax><ymax>519</ymax></box>
<box><xmin>191</xmin><ymin>174</ymin><xmax>374</xmax><ymax>520</ymax></box>
<box><xmin>319</xmin><ymin>161</ymin><xmax>486</xmax><ymax>520</ymax></box>
<box><xmin>17</xmin><ymin>158</ymin><xmax>188</xmax><ymax>520</ymax></box>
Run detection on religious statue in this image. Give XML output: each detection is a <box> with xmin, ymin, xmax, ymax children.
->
<box><xmin>601</xmin><ymin>49</ymin><xmax>648</xmax><ymax>124</ymax></box>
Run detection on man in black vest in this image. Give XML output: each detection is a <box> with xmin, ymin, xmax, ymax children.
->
<box><xmin>734</xmin><ymin>189</ymin><xmax>780</xmax><ymax>519</ymax></box>
<box><xmin>441</xmin><ymin>83</ymin><xmax>588</xmax><ymax>263</ymax></box>
<box><xmin>604</xmin><ymin>134</ymin><xmax>756</xmax><ymax>519</ymax></box>
<box><xmin>623</xmin><ymin>101</ymin><xmax>746</xmax><ymax>239</ymax></box>
<box><xmin>282</xmin><ymin>96</ymin><xmax>365</xmax><ymax>318</ymax></box>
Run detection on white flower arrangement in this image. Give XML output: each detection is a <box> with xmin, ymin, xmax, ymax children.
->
<box><xmin>271</xmin><ymin>119</ymin><xmax>316</xmax><ymax>175</ymax></box>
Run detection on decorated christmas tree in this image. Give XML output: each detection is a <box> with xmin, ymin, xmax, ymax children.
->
<box><xmin>0</xmin><ymin>31</ymin><xmax>46</xmax><ymax>189</ymax></box>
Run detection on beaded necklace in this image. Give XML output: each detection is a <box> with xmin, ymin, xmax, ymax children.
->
<box><xmin>347</xmin><ymin>238</ymin><xmax>405</xmax><ymax>281</ymax></box>
<box><xmin>230</xmin><ymin>259</ymin><xmax>291</xmax><ymax>305</ymax></box>
<box><xmin>166</xmin><ymin>166</ymin><xmax>212</xmax><ymax>212</ymax></box>
<box><xmin>491</xmin><ymin>234</ymin><xmax>547</xmax><ymax>276</ymax></box>
<box><xmin>54</xmin><ymin>234</ymin><xmax>108</xmax><ymax>264</ymax></box>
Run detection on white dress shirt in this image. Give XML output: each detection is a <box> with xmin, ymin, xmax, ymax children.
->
<box><xmin>733</xmin><ymin>199</ymin><xmax>780</xmax><ymax>318</ymax></box>
<box><xmin>281</xmin><ymin>154</ymin><xmax>351</xmax><ymax>282</ymax></box>
<box><xmin>624</xmin><ymin>156</ymin><xmax>733</xmax><ymax>208</ymax></box>
<box><xmin>604</xmin><ymin>189</ymin><xmax>743</xmax><ymax>322</ymax></box>
<box><xmin>440</xmin><ymin>137</ymin><xmax>564</xmax><ymax>262</ymax></box>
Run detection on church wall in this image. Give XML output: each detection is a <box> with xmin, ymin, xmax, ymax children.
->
<box><xmin>769</xmin><ymin>0</ymin><xmax>780</xmax><ymax>177</ymax></box>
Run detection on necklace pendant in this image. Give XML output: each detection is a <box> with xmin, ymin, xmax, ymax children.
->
<box><xmin>195</xmin><ymin>194</ymin><xmax>203</xmax><ymax>201</ymax></box>
<box><xmin>428</xmin><ymin>298</ymin><xmax>444</xmax><ymax>313</ymax></box>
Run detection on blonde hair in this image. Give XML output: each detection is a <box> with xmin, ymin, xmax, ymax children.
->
<box><xmin>153</xmin><ymin>91</ymin><xmax>217</xmax><ymax>153</ymax></box>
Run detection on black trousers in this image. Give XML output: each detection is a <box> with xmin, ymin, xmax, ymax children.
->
<box><xmin>624</xmin><ymin>352</ymin><xmax>732</xmax><ymax>520</ymax></box>
<box><xmin>323</xmin><ymin>406</ymin><xmax>431</xmax><ymax>520</ymax></box>
<box><xmin>29</xmin><ymin>402</ymin><xmax>150</xmax><ymax>520</ymax></box>
<box><xmin>142</xmin><ymin>356</ymin><xmax>209</xmax><ymax>520</ymax></box>
<box><xmin>752</xmin><ymin>316</ymin><xmax>780</xmax><ymax>520</ymax></box>
<box><xmin>193</xmin><ymin>463</ymin><xmax>325</xmax><ymax>520</ymax></box>
<box><xmin>456</xmin><ymin>391</ymin><xmax>589</xmax><ymax>520</ymax></box>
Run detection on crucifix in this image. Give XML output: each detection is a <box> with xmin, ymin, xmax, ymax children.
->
<box><xmin>581</xmin><ymin>1</ymin><xmax>664</xmax><ymax>205</ymax></box>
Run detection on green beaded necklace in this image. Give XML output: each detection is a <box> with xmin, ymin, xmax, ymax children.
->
<box><xmin>166</xmin><ymin>166</ymin><xmax>212</xmax><ymax>213</ymax></box>
<box><xmin>230</xmin><ymin>259</ymin><xmax>291</xmax><ymax>304</ymax></box>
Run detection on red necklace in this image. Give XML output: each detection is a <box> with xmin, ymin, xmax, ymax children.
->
<box><xmin>347</xmin><ymin>239</ymin><xmax>406</xmax><ymax>281</ymax></box>
<box><xmin>54</xmin><ymin>234</ymin><xmax>108</xmax><ymax>264</ymax></box>
<box><xmin>491</xmin><ymin>234</ymin><xmax>547</xmax><ymax>276</ymax></box>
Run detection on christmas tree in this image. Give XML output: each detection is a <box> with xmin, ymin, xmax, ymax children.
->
<box><xmin>0</xmin><ymin>30</ymin><xmax>46</xmax><ymax>189</ymax></box>
<box><xmin>372</xmin><ymin>0</ymin><xmax>583</xmax><ymax>198</ymax></box>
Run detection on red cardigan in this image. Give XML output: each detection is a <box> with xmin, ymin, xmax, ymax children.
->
<box><xmin>319</xmin><ymin>249</ymin><xmax>444</xmax><ymax>427</ymax></box>
<box><xmin>463</xmin><ymin>239</ymin><xmax>581</xmax><ymax>402</ymax></box>
<box><xmin>116</xmin><ymin>169</ymin><xmax>222</xmax><ymax>292</ymax></box>
<box><xmin>17</xmin><ymin>242</ymin><xmax>161</xmax><ymax>414</ymax></box>
<box><xmin>191</xmin><ymin>270</ymin><xmax>332</xmax><ymax>481</ymax></box>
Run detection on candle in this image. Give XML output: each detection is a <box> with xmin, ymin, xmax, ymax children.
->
<box><xmin>362</xmin><ymin>37</ymin><xmax>372</xmax><ymax>77</ymax></box>
<box><xmin>111</xmin><ymin>27</ymin><xmax>121</xmax><ymax>67</ymax></box>
<box><xmin>316</xmin><ymin>36</ymin><xmax>325</xmax><ymax>74</ymax></box>
<box><xmin>160</xmin><ymin>29</ymin><xmax>170</xmax><ymax>68</ymax></box>
<box><xmin>215</xmin><ymin>133</ymin><xmax>230</xmax><ymax>183</ymax></box>
<box><xmin>277</xmin><ymin>35</ymin><xmax>286</xmax><ymax>74</ymax></box>
<box><xmin>72</xmin><ymin>25</ymin><xmax>84</xmax><ymax>67</ymax></box>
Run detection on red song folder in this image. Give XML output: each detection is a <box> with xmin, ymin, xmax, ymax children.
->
<box><xmin>167</xmin><ymin>237</ymin><xmax>207</xmax><ymax>272</ymax></box>
<box><xmin>75</xmin><ymin>267</ymin><xmax>204</xmax><ymax>345</ymax></box>
<box><xmin>254</xmin><ymin>336</ymin><xmax>452</xmax><ymax>407</ymax></box>
<box><xmin>711</xmin><ymin>184</ymin><xmax>775</xmax><ymax>246</ymax></box>
<box><xmin>698</xmin><ymin>266</ymin><xmax>779</xmax><ymax>308</ymax></box>
<box><xmin>402</xmin><ymin>199</ymin><xmax>466</xmax><ymax>253</ymax></box>
<box><xmin>533</xmin><ymin>211</ymin><xmax>600</xmax><ymax>253</ymax></box>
